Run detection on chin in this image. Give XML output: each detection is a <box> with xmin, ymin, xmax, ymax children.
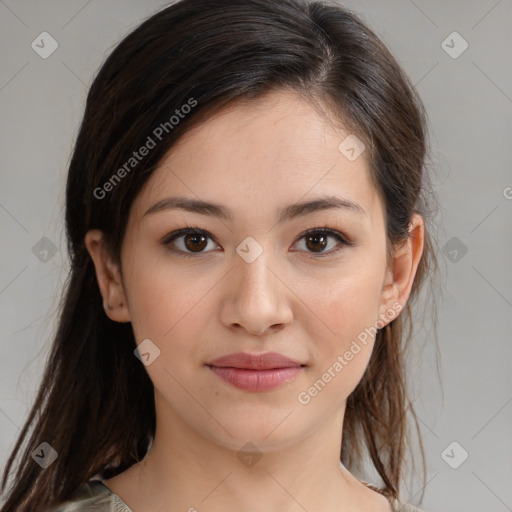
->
<box><xmin>200</xmin><ymin>412</ymin><xmax>312</xmax><ymax>454</ymax></box>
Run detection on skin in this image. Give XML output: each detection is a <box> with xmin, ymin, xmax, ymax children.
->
<box><xmin>85</xmin><ymin>88</ymin><xmax>424</xmax><ymax>512</ymax></box>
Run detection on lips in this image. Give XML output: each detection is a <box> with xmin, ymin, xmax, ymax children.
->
<box><xmin>206</xmin><ymin>352</ymin><xmax>305</xmax><ymax>392</ymax></box>
<box><xmin>207</xmin><ymin>351</ymin><xmax>303</xmax><ymax>370</ymax></box>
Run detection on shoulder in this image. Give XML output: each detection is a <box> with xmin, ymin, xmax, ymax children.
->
<box><xmin>361</xmin><ymin>480</ymin><xmax>423</xmax><ymax>512</ymax></box>
<box><xmin>44</xmin><ymin>480</ymin><xmax>133</xmax><ymax>512</ymax></box>
<box><xmin>389</xmin><ymin>496</ymin><xmax>424</xmax><ymax>512</ymax></box>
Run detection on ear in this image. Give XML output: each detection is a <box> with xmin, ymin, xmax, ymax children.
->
<box><xmin>84</xmin><ymin>229</ymin><xmax>131</xmax><ymax>323</ymax></box>
<box><xmin>377</xmin><ymin>213</ymin><xmax>424</xmax><ymax>326</ymax></box>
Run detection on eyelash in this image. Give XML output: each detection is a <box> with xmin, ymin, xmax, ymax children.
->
<box><xmin>162</xmin><ymin>224</ymin><xmax>354</xmax><ymax>259</ymax></box>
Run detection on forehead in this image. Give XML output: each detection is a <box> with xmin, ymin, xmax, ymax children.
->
<box><xmin>130</xmin><ymin>88</ymin><xmax>382</xmax><ymax>226</ymax></box>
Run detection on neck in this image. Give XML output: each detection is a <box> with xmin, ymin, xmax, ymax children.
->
<box><xmin>112</xmin><ymin>394</ymin><xmax>387</xmax><ymax>512</ymax></box>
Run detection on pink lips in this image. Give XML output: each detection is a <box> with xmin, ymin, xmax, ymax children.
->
<box><xmin>206</xmin><ymin>352</ymin><xmax>305</xmax><ymax>392</ymax></box>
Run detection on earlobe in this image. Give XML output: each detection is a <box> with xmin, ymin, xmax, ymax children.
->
<box><xmin>84</xmin><ymin>229</ymin><xmax>131</xmax><ymax>323</ymax></box>
<box><xmin>378</xmin><ymin>214</ymin><xmax>424</xmax><ymax>325</ymax></box>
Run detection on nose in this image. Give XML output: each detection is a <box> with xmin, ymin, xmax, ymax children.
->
<box><xmin>220</xmin><ymin>248</ymin><xmax>293</xmax><ymax>336</ymax></box>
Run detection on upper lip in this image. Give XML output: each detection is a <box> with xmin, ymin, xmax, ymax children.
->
<box><xmin>206</xmin><ymin>352</ymin><xmax>304</xmax><ymax>370</ymax></box>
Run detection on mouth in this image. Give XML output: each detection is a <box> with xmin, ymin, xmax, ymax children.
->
<box><xmin>206</xmin><ymin>352</ymin><xmax>306</xmax><ymax>392</ymax></box>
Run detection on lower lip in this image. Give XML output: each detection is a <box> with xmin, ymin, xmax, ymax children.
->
<box><xmin>207</xmin><ymin>365</ymin><xmax>303</xmax><ymax>391</ymax></box>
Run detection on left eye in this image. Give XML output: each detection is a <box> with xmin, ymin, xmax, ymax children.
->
<box><xmin>163</xmin><ymin>226</ymin><xmax>352</xmax><ymax>258</ymax></box>
<box><xmin>293</xmin><ymin>228</ymin><xmax>351</xmax><ymax>257</ymax></box>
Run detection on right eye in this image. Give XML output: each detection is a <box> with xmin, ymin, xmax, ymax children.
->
<box><xmin>162</xmin><ymin>226</ymin><xmax>220</xmax><ymax>257</ymax></box>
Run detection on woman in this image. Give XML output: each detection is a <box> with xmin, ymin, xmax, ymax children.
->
<box><xmin>0</xmin><ymin>0</ymin><xmax>439</xmax><ymax>510</ymax></box>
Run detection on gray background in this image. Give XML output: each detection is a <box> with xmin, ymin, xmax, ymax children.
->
<box><xmin>1</xmin><ymin>1</ymin><xmax>511</xmax><ymax>511</ymax></box>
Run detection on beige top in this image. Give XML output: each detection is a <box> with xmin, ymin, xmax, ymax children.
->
<box><xmin>46</xmin><ymin>479</ymin><xmax>423</xmax><ymax>511</ymax></box>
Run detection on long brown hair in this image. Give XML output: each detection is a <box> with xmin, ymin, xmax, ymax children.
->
<box><xmin>1</xmin><ymin>0</ymin><xmax>440</xmax><ymax>509</ymax></box>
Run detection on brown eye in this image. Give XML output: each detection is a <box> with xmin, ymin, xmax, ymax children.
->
<box><xmin>164</xmin><ymin>226</ymin><xmax>352</xmax><ymax>259</ymax></box>
<box><xmin>304</xmin><ymin>232</ymin><xmax>329</xmax><ymax>253</ymax></box>
<box><xmin>294</xmin><ymin>228</ymin><xmax>353</xmax><ymax>258</ymax></box>
<box><xmin>163</xmin><ymin>227</ymin><xmax>218</xmax><ymax>257</ymax></box>
<box><xmin>184</xmin><ymin>232</ymin><xmax>208</xmax><ymax>252</ymax></box>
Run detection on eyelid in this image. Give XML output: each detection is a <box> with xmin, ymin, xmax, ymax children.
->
<box><xmin>162</xmin><ymin>225</ymin><xmax>220</xmax><ymax>255</ymax></box>
<box><xmin>292</xmin><ymin>226</ymin><xmax>354</xmax><ymax>258</ymax></box>
<box><xmin>297</xmin><ymin>224</ymin><xmax>353</xmax><ymax>246</ymax></box>
<box><xmin>162</xmin><ymin>224</ymin><xmax>354</xmax><ymax>257</ymax></box>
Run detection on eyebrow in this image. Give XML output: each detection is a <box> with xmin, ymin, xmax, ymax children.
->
<box><xmin>143</xmin><ymin>194</ymin><xmax>366</xmax><ymax>223</ymax></box>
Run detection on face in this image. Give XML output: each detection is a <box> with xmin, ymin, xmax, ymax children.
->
<box><xmin>87</xmin><ymin>88</ymin><xmax>419</xmax><ymax>453</ymax></box>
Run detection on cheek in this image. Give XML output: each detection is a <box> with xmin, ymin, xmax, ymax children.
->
<box><xmin>326</xmin><ymin>275</ymin><xmax>382</xmax><ymax>340</ymax></box>
<box><xmin>302</xmin><ymin>266</ymin><xmax>385</xmax><ymax>397</ymax></box>
<box><xmin>124</xmin><ymin>252</ymin><xmax>220</xmax><ymax>343</ymax></box>
<box><xmin>123</xmin><ymin>258</ymin><xmax>217</xmax><ymax>397</ymax></box>
<box><xmin>303</xmin><ymin>256</ymin><xmax>384</xmax><ymax>339</ymax></box>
